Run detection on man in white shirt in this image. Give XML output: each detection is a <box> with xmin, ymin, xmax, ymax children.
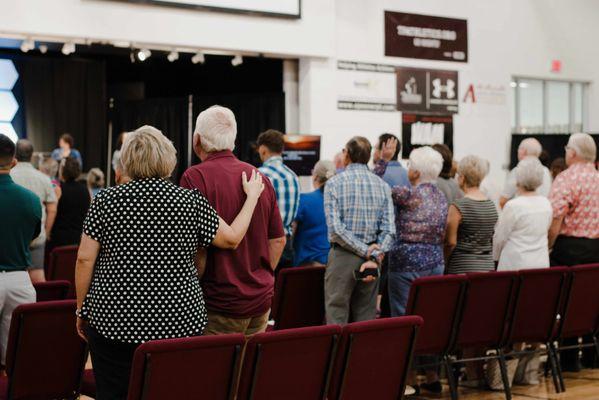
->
<box><xmin>499</xmin><ymin>138</ymin><xmax>552</xmax><ymax>209</ymax></box>
<box><xmin>10</xmin><ymin>139</ymin><xmax>57</xmax><ymax>282</ymax></box>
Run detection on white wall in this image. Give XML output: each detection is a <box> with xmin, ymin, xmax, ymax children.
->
<box><xmin>0</xmin><ymin>0</ymin><xmax>335</xmax><ymax>58</ymax></box>
<box><xmin>299</xmin><ymin>0</ymin><xmax>599</xmax><ymax>185</ymax></box>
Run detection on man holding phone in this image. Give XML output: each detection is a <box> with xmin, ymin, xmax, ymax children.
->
<box><xmin>323</xmin><ymin>137</ymin><xmax>395</xmax><ymax>324</ymax></box>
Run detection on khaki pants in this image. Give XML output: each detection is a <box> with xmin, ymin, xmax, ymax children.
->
<box><xmin>325</xmin><ymin>246</ymin><xmax>379</xmax><ymax>325</ymax></box>
<box><xmin>203</xmin><ymin>310</ymin><xmax>270</xmax><ymax>336</ymax></box>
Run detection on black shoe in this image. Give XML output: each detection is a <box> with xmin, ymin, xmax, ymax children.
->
<box><xmin>420</xmin><ymin>381</ymin><xmax>443</xmax><ymax>394</ymax></box>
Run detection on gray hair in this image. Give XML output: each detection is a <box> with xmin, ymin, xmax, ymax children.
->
<box><xmin>568</xmin><ymin>133</ymin><xmax>597</xmax><ymax>162</ymax></box>
<box><xmin>458</xmin><ymin>155</ymin><xmax>488</xmax><ymax>187</ymax></box>
<box><xmin>408</xmin><ymin>146</ymin><xmax>443</xmax><ymax>183</ymax></box>
<box><xmin>194</xmin><ymin>105</ymin><xmax>237</xmax><ymax>152</ymax></box>
<box><xmin>515</xmin><ymin>158</ymin><xmax>544</xmax><ymax>192</ymax></box>
<box><xmin>39</xmin><ymin>156</ymin><xmax>59</xmax><ymax>178</ymax></box>
<box><xmin>313</xmin><ymin>160</ymin><xmax>336</xmax><ymax>185</ymax></box>
<box><xmin>121</xmin><ymin>125</ymin><xmax>177</xmax><ymax>180</ymax></box>
<box><xmin>519</xmin><ymin>138</ymin><xmax>543</xmax><ymax>158</ymax></box>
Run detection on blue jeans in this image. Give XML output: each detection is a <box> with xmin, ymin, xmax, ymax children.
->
<box><xmin>388</xmin><ymin>265</ymin><xmax>444</xmax><ymax>316</ymax></box>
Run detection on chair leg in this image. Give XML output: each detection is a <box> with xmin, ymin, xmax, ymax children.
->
<box><xmin>497</xmin><ymin>350</ymin><xmax>512</xmax><ymax>400</ymax></box>
<box><xmin>546</xmin><ymin>343</ymin><xmax>563</xmax><ymax>393</ymax></box>
<box><xmin>594</xmin><ymin>335</ymin><xmax>599</xmax><ymax>361</ymax></box>
<box><xmin>444</xmin><ymin>356</ymin><xmax>459</xmax><ymax>400</ymax></box>
<box><xmin>552</xmin><ymin>343</ymin><xmax>566</xmax><ymax>392</ymax></box>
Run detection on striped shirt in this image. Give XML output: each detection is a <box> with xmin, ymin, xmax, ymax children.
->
<box><xmin>259</xmin><ymin>156</ymin><xmax>300</xmax><ymax>236</ymax></box>
<box><xmin>447</xmin><ymin>197</ymin><xmax>498</xmax><ymax>274</ymax></box>
<box><xmin>324</xmin><ymin>163</ymin><xmax>395</xmax><ymax>258</ymax></box>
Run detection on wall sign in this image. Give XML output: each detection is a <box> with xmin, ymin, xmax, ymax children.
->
<box><xmin>283</xmin><ymin>135</ymin><xmax>321</xmax><ymax>176</ymax></box>
<box><xmin>385</xmin><ymin>11</ymin><xmax>468</xmax><ymax>62</ymax></box>
<box><xmin>401</xmin><ymin>114</ymin><xmax>453</xmax><ymax>158</ymax></box>
<box><xmin>396</xmin><ymin>66</ymin><xmax>459</xmax><ymax>115</ymax></box>
<box><xmin>336</xmin><ymin>60</ymin><xmax>397</xmax><ymax>112</ymax></box>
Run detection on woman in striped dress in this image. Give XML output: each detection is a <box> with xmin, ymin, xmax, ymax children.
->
<box><xmin>445</xmin><ymin>155</ymin><xmax>498</xmax><ymax>274</ymax></box>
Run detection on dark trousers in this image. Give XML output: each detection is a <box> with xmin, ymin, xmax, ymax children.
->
<box><xmin>86</xmin><ymin>326</ymin><xmax>140</xmax><ymax>400</ymax></box>
<box><xmin>551</xmin><ymin>235</ymin><xmax>599</xmax><ymax>370</ymax></box>
<box><xmin>277</xmin><ymin>234</ymin><xmax>295</xmax><ymax>270</ymax></box>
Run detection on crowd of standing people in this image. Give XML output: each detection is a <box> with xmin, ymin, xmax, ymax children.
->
<box><xmin>0</xmin><ymin>105</ymin><xmax>597</xmax><ymax>399</ymax></box>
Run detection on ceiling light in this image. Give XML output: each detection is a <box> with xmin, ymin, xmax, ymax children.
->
<box><xmin>231</xmin><ymin>54</ymin><xmax>243</xmax><ymax>67</ymax></box>
<box><xmin>191</xmin><ymin>51</ymin><xmax>205</xmax><ymax>64</ymax></box>
<box><xmin>61</xmin><ymin>42</ymin><xmax>76</xmax><ymax>55</ymax></box>
<box><xmin>38</xmin><ymin>44</ymin><xmax>48</xmax><ymax>54</ymax></box>
<box><xmin>167</xmin><ymin>51</ymin><xmax>179</xmax><ymax>62</ymax></box>
<box><xmin>136</xmin><ymin>48</ymin><xmax>151</xmax><ymax>62</ymax></box>
<box><xmin>20</xmin><ymin>38</ymin><xmax>35</xmax><ymax>53</ymax></box>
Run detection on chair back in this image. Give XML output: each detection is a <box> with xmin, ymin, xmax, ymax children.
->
<box><xmin>127</xmin><ymin>334</ymin><xmax>245</xmax><ymax>400</ymax></box>
<box><xmin>5</xmin><ymin>300</ymin><xmax>87</xmax><ymax>400</ymax></box>
<box><xmin>237</xmin><ymin>325</ymin><xmax>341</xmax><ymax>400</ymax></box>
<box><xmin>271</xmin><ymin>266</ymin><xmax>325</xmax><ymax>330</ymax></box>
<box><xmin>33</xmin><ymin>280</ymin><xmax>70</xmax><ymax>302</ymax></box>
<box><xmin>453</xmin><ymin>271</ymin><xmax>518</xmax><ymax>350</ymax></box>
<box><xmin>559</xmin><ymin>264</ymin><xmax>599</xmax><ymax>339</ymax></box>
<box><xmin>507</xmin><ymin>268</ymin><xmax>569</xmax><ymax>344</ymax></box>
<box><xmin>328</xmin><ymin>316</ymin><xmax>423</xmax><ymax>400</ymax></box>
<box><xmin>47</xmin><ymin>245</ymin><xmax>79</xmax><ymax>298</ymax></box>
<box><xmin>406</xmin><ymin>274</ymin><xmax>467</xmax><ymax>355</ymax></box>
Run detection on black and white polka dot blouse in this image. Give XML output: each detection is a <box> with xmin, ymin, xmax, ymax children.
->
<box><xmin>80</xmin><ymin>177</ymin><xmax>219</xmax><ymax>343</ymax></box>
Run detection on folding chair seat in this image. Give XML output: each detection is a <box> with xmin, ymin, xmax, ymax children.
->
<box><xmin>33</xmin><ymin>280</ymin><xmax>70</xmax><ymax>302</ymax></box>
<box><xmin>328</xmin><ymin>316</ymin><xmax>423</xmax><ymax>400</ymax></box>
<box><xmin>506</xmin><ymin>267</ymin><xmax>569</xmax><ymax>394</ymax></box>
<box><xmin>0</xmin><ymin>300</ymin><xmax>87</xmax><ymax>400</ymax></box>
<box><xmin>552</xmin><ymin>264</ymin><xmax>599</xmax><ymax>391</ymax></box>
<box><xmin>127</xmin><ymin>334</ymin><xmax>245</xmax><ymax>400</ymax></box>
<box><xmin>405</xmin><ymin>274</ymin><xmax>467</xmax><ymax>400</ymax></box>
<box><xmin>449</xmin><ymin>271</ymin><xmax>518</xmax><ymax>399</ymax></box>
<box><xmin>47</xmin><ymin>245</ymin><xmax>79</xmax><ymax>298</ymax></box>
<box><xmin>237</xmin><ymin>325</ymin><xmax>341</xmax><ymax>400</ymax></box>
<box><xmin>271</xmin><ymin>266</ymin><xmax>325</xmax><ymax>330</ymax></box>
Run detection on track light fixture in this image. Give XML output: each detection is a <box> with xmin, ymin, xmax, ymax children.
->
<box><xmin>167</xmin><ymin>50</ymin><xmax>179</xmax><ymax>62</ymax></box>
<box><xmin>61</xmin><ymin>42</ymin><xmax>76</xmax><ymax>55</ymax></box>
<box><xmin>136</xmin><ymin>48</ymin><xmax>151</xmax><ymax>62</ymax></box>
<box><xmin>191</xmin><ymin>51</ymin><xmax>205</xmax><ymax>64</ymax></box>
<box><xmin>231</xmin><ymin>54</ymin><xmax>243</xmax><ymax>67</ymax></box>
<box><xmin>20</xmin><ymin>38</ymin><xmax>35</xmax><ymax>53</ymax></box>
<box><xmin>38</xmin><ymin>44</ymin><xmax>48</xmax><ymax>54</ymax></box>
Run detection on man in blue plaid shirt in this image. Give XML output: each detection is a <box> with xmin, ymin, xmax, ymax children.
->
<box><xmin>324</xmin><ymin>136</ymin><xmax>395</xmax><ymax>324</ymax></box>
<box><xmin>257</xmin><ymin>130</ymin><xmax>300</xmax><ymax>268</ymax></box>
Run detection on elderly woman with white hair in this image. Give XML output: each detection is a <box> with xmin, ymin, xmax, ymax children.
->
<box><xmin>293</xmin><ymin>160</ymin><xmax>336</xmax><ymax>266</ymax></box>
<box><xmin>75</xmin><ymin>125</ymin><xmax>265</xmax><ymax>400</ymax></box>
<box><xmin>445</xmin><ymin>155</ymin><xmax>498</xmax><ymax>274</ymax></box>
<box><xmin>493</xmin><ymin>158</ymin><xmax>553</xmax><ymax>270</ymax></box>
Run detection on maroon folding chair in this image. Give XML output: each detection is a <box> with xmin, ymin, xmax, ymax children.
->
<box><xmin>552</xmin><ymin>264</ymin><xmax>599</xmax><ymax>392</ymax></box>
<box><xmin>271</xmin><ymin>266</ymin><xmax>325</xmax><ymax>330</ymax></box>
<box><xmin>0</xmin><ymin>300</ymin><xmax>87</xmax><ymax>400</ymax></box>
<box><xmin>47</xmin><ymin>245</ymin><xmax>79</xmax><ymax>299</ymax></box>
<box><xmin>237</xmin><ymin>325</ymin><xmax>341</xmax><ymax>400</ymax></box>
<box><xmin>127</xmin><ymin>333</ymin><xmax>245</xmax><ymax>400</ymax></box>
<box><xmin>505</xmin><ymin>267</ymin><xmax>569</xmax><ymax>394</ymax></box>
<box><xmin>328</xmin><ymin>316</ymin><xmax>423</xmax><ymax>400</ymax></box>
<box><xmin>449</xmin><ymin>271</ymin><xmax>518</xmax><ymax>400</ymax></box>
<box><xmin>33</xmin><ymin>280</ymin><xmax>70</xmax><ymax>302</ymax></box>
<box><xmin>80</xmin><ymin>370</ymin><xmax>96</xmax><ymax>399</ymax></box>
<box><xmin>126</xmin><ymin>333</ymin><xmax>245</xmax><ymax>400</ymax></box>
<box><xmin>405</xmin><ymin>274</ymin><xmax>467</xmax><ymax>400</ymax></box>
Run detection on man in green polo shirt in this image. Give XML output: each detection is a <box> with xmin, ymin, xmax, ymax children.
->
<box><xmin>0</xmin><ymin>133</ymin><xmax>39</xmax><ymax>363</ymax></box>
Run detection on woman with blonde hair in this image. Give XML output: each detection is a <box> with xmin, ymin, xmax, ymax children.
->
<box><xmin>86</xmin><ymin>168</ymin><xmax>105</xmax><ymax>198</ymax></box>
<box><xmin>293</xmin><ymin>160</ymin><xmax>336</xmax><ymax>266</ymax></box>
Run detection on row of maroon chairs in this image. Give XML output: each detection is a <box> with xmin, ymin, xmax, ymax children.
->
<box><xmin>405</xmin><ymin>264</ymin><xmax>599</xmax><ymax>400</ymax></box>
<box><xmin>6</xmin><ymin>299</ymin><xmax>422</xmax><ymax>400</ymax></box>
<box><xmin>45</xmin><ymin>245</ymin><xmax>79</xmax><ymax>299</ymax></box>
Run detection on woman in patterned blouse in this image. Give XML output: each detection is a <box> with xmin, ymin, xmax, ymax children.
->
<box><xmin>74</xmin><ymin>126</ymin><xmax>265</xmax><ymax>400</ymax></box>
<box><xmin>375</xmin><ymin>141</ymin><xmax>448</xmax><ymax>395</ymax></box>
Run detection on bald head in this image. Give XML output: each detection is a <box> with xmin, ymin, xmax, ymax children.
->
<box><xmin>16</xmin><ymin>139</ymin><xmax>34</xmax><ymax>162</ymax></box>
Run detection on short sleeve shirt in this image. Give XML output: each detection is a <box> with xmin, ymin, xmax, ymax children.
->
<box><xmin>549</xmin><ymin>162</ymin><xmax>599</xmax><ymax>239</ymax></box>
<box><xmin>80</xmin><ymin>178</ymin><xmax>219</xmax><ymax>343</ymax></box>
<box><xmin>181</xmin><ymin>151</ymin><xmax>285</xmax><ymax>318</ymax></box>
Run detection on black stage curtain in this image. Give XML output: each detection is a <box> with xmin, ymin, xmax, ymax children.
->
<box><xmin>192</xmin><ymin>92</ymin><xmax>285</xmax><ymax>166</ymax></box>
<box><xmin>111</xmin><ymin>97</ymin><xmax>190</xmax><ymax>181</ymax></box>
<box><xmin>16</xmin><ymin>57</ymin><xmax>107</xmax><ymax>172</ymax></box>
<box><xmin>510</xmin><ymin>133</ymin><xmax>599</xmax><ymax>168</ymax></box>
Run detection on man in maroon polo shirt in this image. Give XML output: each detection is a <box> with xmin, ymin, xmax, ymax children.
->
<box><xmin>181</xmin><ymin>105</ymin><xmax>286</xmax><ymax>335</ymax></box>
